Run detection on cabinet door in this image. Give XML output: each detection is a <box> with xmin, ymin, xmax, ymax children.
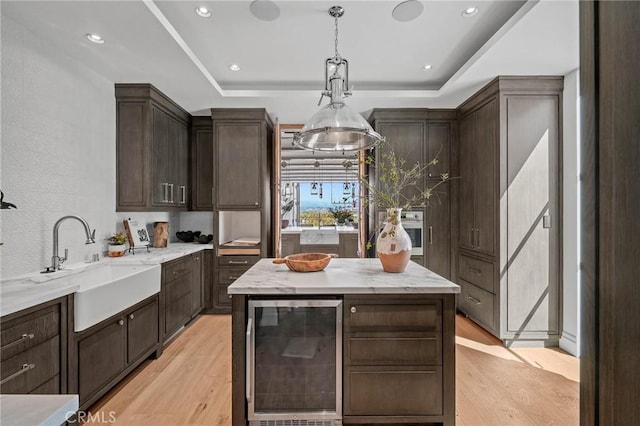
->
<box><xmin>215</xmin><ymin>122</ymin><xmax>262</xmax><ymax>208</ymax></box>
<box><xmin>338</xmin><ymin>233</ymin><xmax>359</xmax><ymax>258</ymax></box>
<box><xmin>175</xmin><ymin>120</ymin><xmax>190</xmax><ymax>207</ymax></box>
<box><xmin>458</xmin><ymin>114</ymin><xmax>475</xmax><ymax>251</ymax></box>
<box><xmin>473</xmin><ymin>99</ymin><xmax>497</xmax><ymax>255</ymax></box>
<box><xmin>191</xmin><ymin>253</ymin><xmax>203</xmax><ymax>317</ymax></box>
<box><xmin>164</xmin><ymin>274</ymin><xmax>192</xmax><ymax>339</ymax></box>
<box><xmin>202</xmin><ymin>250</ymin><xmax>214</xmax><ymax>310</ymax></box>
<box><xmin>426</xmin><ymin>182</ymin><xmax>450</xmax><ymax>279</ymax></box>
<box><xmin>151</xmin><ymin>106</ymin><xmax>170</xmax><ymax>207</ymax></box>
<box><xmin>116</xmin><ymin>101</ymin><xmax>146</xmax><ymax>209</ymax></box>
<box><xmin>192</xmin><ymin>127</ymin><xmax>214</xmax><ymax>210</ymax></box>
<box><xmin>426</xmin><ymin>123</ymin><xmax>450</xmax><ymax>179</ymax></box>
<box><xmin>376</xmin><ymin>121</ymin><xmax>425</xmax><ymax>204</ymax></box>
<box><xmin>280</xmin><ymin>233</ymin><xmax>300</xmax><ymax>257</ymax></box>
<box><xmin>77</xmin><ymin>318</ymin><xmax>126</xmax><ymax>403</ymax></box>
<box><xmin>127</xmin><ymin>298</ymin><xmax>159</xmax><ymax>364</ymax></box>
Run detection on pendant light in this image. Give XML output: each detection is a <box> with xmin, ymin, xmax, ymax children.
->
<box><xmin>293</xmin><ymin>5</ymin><xmax>384</xmax><ymax>152</ymax></box>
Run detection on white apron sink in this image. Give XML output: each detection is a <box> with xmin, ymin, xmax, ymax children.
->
<box><xmin>72</xmin><ymin>264</ymin><xmax>161</xmax><ymax>332</ymax></box>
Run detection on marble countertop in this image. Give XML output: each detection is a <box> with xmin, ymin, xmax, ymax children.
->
<box><xmin>228</xmin><ymin>258</ymin><xmax>460</xmax><ymax>295</ymax></box>
<box><xmin>0</xmin><ymin>243</ymin><xmax>211</xmax><ymax>317</ymax></box>
<box><xmin>1</xmin><ymin>394</ymin><xmax>78</xmax><ymax>426</ymax></box>
<box><xmin>282</xmin><ymin>226</ymin><xmax>359</xmax><ymax>234</ymax></box>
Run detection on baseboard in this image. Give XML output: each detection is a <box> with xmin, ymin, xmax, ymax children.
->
<box><xmin>560</xmin><ymin>330</ymin><xmax>579</xmax><ymax>357</ymax></box>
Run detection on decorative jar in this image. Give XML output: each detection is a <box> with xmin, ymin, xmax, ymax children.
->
<box><xmin>376</xmin><ymin>208</ymin><xmax>412</xmax><ymax>273</ymax></box>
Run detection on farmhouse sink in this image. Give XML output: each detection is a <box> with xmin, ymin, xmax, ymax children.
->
<box><xmin>72</xmin><ymin>264</ymin><xmax>161</xmax><ymax>331</ymax></box>
<box><xmin>300</xmin><ymin>229</ymin><xmax>339</xmax><ymax>245</ymax></box>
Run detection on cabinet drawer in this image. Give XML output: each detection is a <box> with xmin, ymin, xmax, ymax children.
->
<box><xmin>216</xmin><ymin>285</ymin><xmax>232</xmax><ymax>307</ymax></box>
<box><xmin>163</xmin><ymin>258</ymin><xmax>192</xmax><ymax>281</ymax></box>
<box><xmin>165</xmin><ymin>274</ymin><xmax>191</xmax><ymax>302</ymax></box>
<box><xmin>346</xmin><ymin>335</ymin><xmax>440</xmax><ymax>366</ymax></box>
<box><xmin>459</xmin><ymin>254</ymin><xmax>495</xmax><ymax>293</ymax></box>
<box><xmin>346</xmin><ymin>302</ymin><xmax>441</xmax><ymax>332</ymax></box>
<box><xmin>344</xmin><ymin>366</ymin><xmax>442</xmax><ymax>416</ymax></box>
<box><xmin>458</xmin><ymin>279</ymin><xmax>495</xmax><ymax>330</ymax></box>
<box><xmin>1</xmin><ymin>337</ymin><xmax>60</xmax><ymax>394</ymax></box>
<box><xmin>217</xmin><ymin>255</ymin><xmax>259</xmax><ymax>267</ymax></box>
<box><xmin>1</xmin><ymin>305</ymin><xmax>60</xmax><ymax>361</ymax></box>
<box><xmin>217</xmin><ymin>267</ymin><xmax>250</xmax><ymax>285</ymax></box>
<box><xmin>165</xmin><ymin>293</ymin><xmax>192</xmax><ymax>338</ymax></box>
<box><xmin>281</xmin><ymin>234</ymin><xmax>299</xmax><ymax>243</ymax></box>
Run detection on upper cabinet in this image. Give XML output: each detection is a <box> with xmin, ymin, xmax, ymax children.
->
<box><xmin>211</xmin><ymin>109</ymin><xmax>273</xmax><ymax>210</ymax></box>
<box><xmin>115</xmin><ymin>84</ymin><xmax>191</xmax><ymax>211</ymax></box>
<box><xmin>191</xmin><ymin>117</ymin><xmax>214</xmax><ymax>211</ymax></box>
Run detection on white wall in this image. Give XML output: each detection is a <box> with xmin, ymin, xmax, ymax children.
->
<box><xmin>0</xmin><ymin>14</ymin><xmax>118</xmax><ymax>277</ymax></box>
<box><xmin>560</xmin><ymin>69</ymin><xmax>580</xmax><ymax>356</ymax></box>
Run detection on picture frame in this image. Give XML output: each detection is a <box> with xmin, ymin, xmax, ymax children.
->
<box><xmin>123</xmin><ymin>218</ymin><xmax>151</xmax><ymax>249</ymax></box>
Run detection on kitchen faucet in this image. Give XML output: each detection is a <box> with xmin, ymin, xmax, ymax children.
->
<box><xmin>42</xmin><ymin>215</ymin><xmax>96</xmax><ymax>273</ymax></box>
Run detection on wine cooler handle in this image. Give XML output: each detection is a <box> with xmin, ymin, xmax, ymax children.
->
<box><xmin>245</xmin><ymin>318</ymin><xmax>253</xmax><ymax>403</ymax></box>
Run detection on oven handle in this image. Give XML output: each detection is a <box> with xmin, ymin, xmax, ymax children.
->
<box><xmin>245</xmin><ymin>318</ymin><xmax>253</xmax><ymax>403</ymax></box>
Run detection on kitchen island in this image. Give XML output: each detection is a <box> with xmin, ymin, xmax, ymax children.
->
<box><xmin>228</xmin><ymin>258</ymin><xmax>460</xmax><ymax>425</ymax></box>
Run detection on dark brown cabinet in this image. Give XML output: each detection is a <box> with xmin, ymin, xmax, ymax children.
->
<box><xmin>191</xmin><ymin>252</ymin><xmax>203</xmax><ymax>317</ymax></box>
<box><xmin>281</xmin><ymin>233</ymin><xmax>300</xmax><ymax>257</ymax></box>
<box><xmin>162</xmin><ymin>255</ymin><xmax>194</xmax><ymax>340</ymax></box>
<box><xmin>368</xmin><ymin>109</ymin><xmax>456</xmax><ymax>279</ymax></box>
<box><xmin>338</xmin><ymin>233</ymin><xmax>359</xmax><ymax>258</ymax></box>
<box><xmin>212</xmin><ymin>255</ymin><xmax>259</xmax><ymax>314</ymax></box>
<box><xmin>202</xmin><ymin>250</ymin><xmax>215</xmax><ymax>311</ymax></box>
<box><xmin>458</xmin><ymin>99</ymin><xmax>497</xmax><ymax>255</ymax></box>
<box><xmin>115</xmin><ymin>84</ymin><xmax>191</xmax><ymax>211</ymax></box>
<box><xmin>343</xmin><ymin>295</ymin><xmax>452</xmax><ymax>424</ymax></box>
<box><xmin>70</xmin><ymin>295</ymin><xmax>160</xmax><ymax>410</ymax></box>
<box><xmin>191</xmin><ymin>116</ymin><xmax>214</xmax><ymax>210</ymax></box>
<box><xmin>212</xmin><ymin>109</ymin><xmax>273</xmax><ymax>210</ymax></box>
<box><xmin>456</xmin><ymin>77</ymin><xmax>563</xmax><ymax>345</ymax></box>
<box><xmin>0</xmin><ymin>297</ymin><xmax>68</xmax><ymax>395</ymax></box>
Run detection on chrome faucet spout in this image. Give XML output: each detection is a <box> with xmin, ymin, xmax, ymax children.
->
<box><xmin>42</xmin><ymin>215</ymin><xmax>96</xmax><ymax>273</ymax></box>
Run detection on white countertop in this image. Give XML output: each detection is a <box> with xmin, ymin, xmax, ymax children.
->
<box><xmin>0</xmin><ymin>243</ymin><xmax>211</xmax><ymax>317</ymax></box>
<box><xmin>1</xmin><ymin>394</ymin><xmax>78</xmax><ymax>426</ymax></box>
<box><xmin>282</xmin><ymin>226</ymin><xmax>359</xmax><ymax>234</ymax></box>
<box><xmin>227</xmin><ymin>258</ymin><xmax>460</xmax><ymax>295</ymax></box>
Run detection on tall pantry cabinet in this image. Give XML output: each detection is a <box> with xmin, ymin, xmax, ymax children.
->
<box><xmin>457</xmin><ymin>77</ymin><xmax>563</xmax><ymax>346</ymax></box>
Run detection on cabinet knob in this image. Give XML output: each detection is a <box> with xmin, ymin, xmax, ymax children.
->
<box><xmin>195</xmin><ymin>257</ymin><xmax>200</xmax><ymax>261</ymax></box>
<box><xmin>228</xmin><ymin>295</ymin><xmax>233</xmax><ymax>299</ymax></box>
<box><xmin>129</xmin><ymin>314</ymin><xmax>135</xmax><ymax>320</ymax></box>
<box><xmin>118</xmin><ymin>319</ymin><xmax>124</xmax><ymax>326</ymax></box>
<box><xmin>350</xmin><ymin>306</ymin><xmax>357</xmax><ymax>314</ymax></box>
<box><xmin>254</xmin><ymin>202</ymin><xmax>259</xmax><ymax>206</ymax></box>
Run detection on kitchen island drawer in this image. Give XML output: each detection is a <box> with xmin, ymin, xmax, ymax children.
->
<box><xmin>458</xmin><ymin>279</ymin><xmax>495</xmax><ymax>331</ymax></box>
<box><xmin>0</xmin><ymin>337</ymin><xmax>60</xmax><ymax>394</ymax></box>
<box><xmin>459</xmin><ymin>254</ymin><xmax>495</xmax><ymax>293</ymax></box>
<box><xmin>217</xmin><ymin>255</ymin><xmax>259</xmax><ymax>267</ymax></box>
<box><xmin>344</xmin><ymin>366</ymin><xmax>443</xmax><ymax>416</ymax></box>
<box><xmin>1</xmin><ymin>305</ymin><xmax>60</xmax><ymax>361</ymax></box>
<box><xmin>345</xmin><ymin>297</ymin><xmax>441</xmax><ymax>332</ymax></box>
<box><xmin>345</xmin><ymin>334</ymin><xmax>441</xmax><ymax>366</ymax></box>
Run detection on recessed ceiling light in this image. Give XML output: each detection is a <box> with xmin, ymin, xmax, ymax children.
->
<box><xmin>422</xmin><ymin>65</ymin><xmax>432</xmax><ymax>71</ymax></box>
<box><xmin>250</xmin><ymin>0</ymin><xmax>280</xmax><ymax>21</ymax></box>
<box><xmin>229</xmin><ymin>64</ymin><xmax>240</xmax><ymax>72</ymax></box>
<box><xmin>392</xmin><ymin>0</ymin><xmax>424</xmax><ymax>22</ymax></box>
<box><xmin>462</xmin><ymin>7</ymin><xmax>479</xmax><ymax>17</ymax></box>
<box><xmin>195</xmin><ymin>6</ymin><xmax>211</xmax><ymax>18</ymax></box>
<box><xmin>85</xmin><ymin>33</ymin><xmax>104</xmax><ymax>44</ymax></box>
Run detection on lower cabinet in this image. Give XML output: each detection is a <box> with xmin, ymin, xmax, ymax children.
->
<box><xmin>281</xmin><ymin>233</ymin><xmax>300</xmax><ymax>257</ymax></box>
<box><xmin>212</xmin><ymin>255</ymin><xmax>259</xmax><ymax>314</ymax></box>
<box><xmin>338</xmin><ymin>233</ymin><xmax>359</xmax><ymax>258</ymax></box>
<box><xmin>0</xmin><ymin>297</ymin><xmax>68</xmax><ymax>395</ymax></box>
<box><xmin>343</xmin><ymin>296</ymin><xmax>448</xmax><ymax>423</ymax></box>
<box><xmin>162</xmin><ymin>252</ymin><xmax>204</xmax><ymax>340</ymax></box>
<box><xmin>70</xmin><ymin>295</ymin><xmax>160</xmax><ymax>410</ymax></box>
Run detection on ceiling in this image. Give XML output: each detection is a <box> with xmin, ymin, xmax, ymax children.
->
<box><xmin>1</xmin><ymin>0</ymin><xmax>578</xmax><ymax>123</ymax></box>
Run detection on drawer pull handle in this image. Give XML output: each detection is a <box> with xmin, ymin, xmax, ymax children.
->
<box><xmin>350</xmin><ymin>306</ymin><xmax>357</xmax><ymax>314</ymax></box>
<box><xmin>229</xmin><ymin>276</ymin><xmax>240</xmax><ymax>280</ymax></box>
<box><xmin>0</xmin><ymin>363</ymin><xmax>35</xmax><ymax>385</ymax></box>
<box><xmin>467</xmin><ymin>295</ymin><xmax>482</xmax><ymax>305</ymax></box>
<box><xmin>469</xmin><ymin>267</ymin><xmax>482</xmax><ymax>275</ymax></box>
<box><xmin>229</xmin><ymin>261</ymin><xmax>248</xmax><ymax>265</ymax></box>
<box><xmin>172</xmin><ymin>269</ymin><xmax>188</xmax><ymax>276</ymax></box>
<box><xmin>1</xmin><ymin>333</ymin><xmax>35</xmax><ymax>351</ymax></box>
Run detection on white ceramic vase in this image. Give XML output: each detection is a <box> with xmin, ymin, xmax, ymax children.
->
<box><xmin>376</xmin><ymin>207</ymin><xmax>412</xmax><ymax>273</ymax></box>
<box><xmin>107</xmin><ymin>244</ymin><xmax>126</xmax><ymax>258</ymax></box>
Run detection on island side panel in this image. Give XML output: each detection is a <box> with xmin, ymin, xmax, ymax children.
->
<box><xmin>231</xmin><ymin>295</ymin><xmax>247</xmax><ymax>426</ymax></box>
<box><xmin>443</xmin><ymin>293</ymin><xmax>456</xmax><ymax>425</ymax></box>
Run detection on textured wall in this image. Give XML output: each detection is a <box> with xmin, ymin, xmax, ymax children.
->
<box><xmin>0</xmin><ymin>14</ymin><xmax>117</xmax><ymax>277</ymax></box>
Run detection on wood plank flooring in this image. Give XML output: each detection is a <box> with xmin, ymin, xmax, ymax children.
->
<box><xmin>83</xmin><ymin>314</ymin><xmax>578</xmax><ymax>425</ymax></box>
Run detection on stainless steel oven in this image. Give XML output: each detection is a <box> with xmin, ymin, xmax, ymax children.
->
<box><xmin>378</xmin><ymin>210</ymin><xmax>424</xmax><ymax>256</ymax></box>
<box><xmin>246</xmin><ymin>299</ymin><xmax>343</xmax><ymax>425</ymax></box>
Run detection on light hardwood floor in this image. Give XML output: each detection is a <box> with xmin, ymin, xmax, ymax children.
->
<box><xmin>84</xmin><ymin>314</ymin><xmax>578</xmax><ymax>425</ymax></box>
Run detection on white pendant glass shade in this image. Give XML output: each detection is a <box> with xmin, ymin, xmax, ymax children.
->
<box><xmin>294</xmin><ymin>102</ymin><xmax>384</xmax><ymax>151</ymax></box>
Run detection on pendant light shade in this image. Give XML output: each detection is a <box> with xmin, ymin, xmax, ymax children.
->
<box><xmin>294</xmin><ymin>5</ymin><xmax>384</xmax><ymax>152</ymax></box>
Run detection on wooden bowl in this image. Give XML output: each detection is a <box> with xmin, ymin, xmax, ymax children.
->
<box><xmin>273</xmin><ymin>253</ymin><xmax>338</xmax><ymax>272</ymax></box>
